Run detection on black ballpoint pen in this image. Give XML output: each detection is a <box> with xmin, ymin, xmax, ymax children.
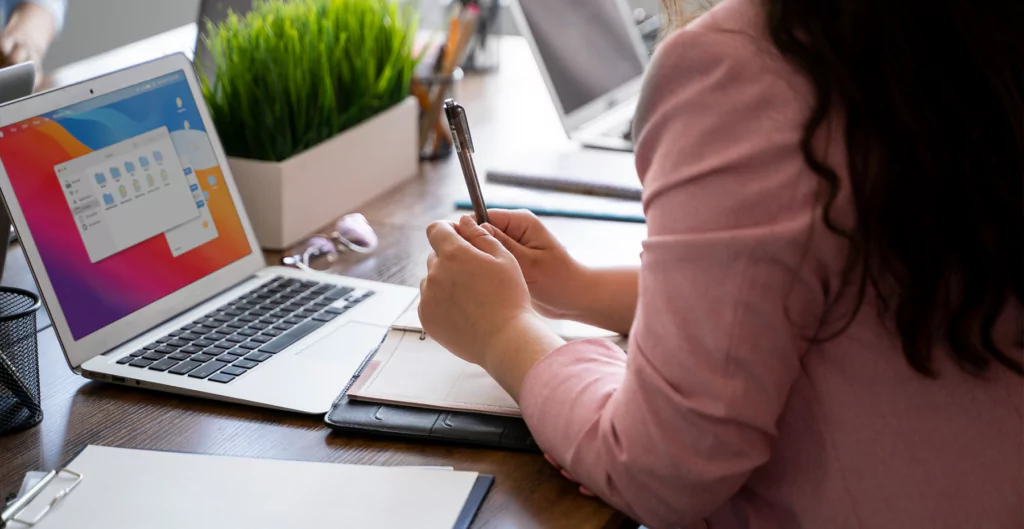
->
<box><xmin>443</xmin><ymin>99</ymin><xmax>489</xmax><ymax>225</ymax></box>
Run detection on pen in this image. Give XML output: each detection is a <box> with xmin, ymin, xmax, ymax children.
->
<box><xmin>443</xmin><ymin>99</ymin><xmax>488</xmax><ymax>225</ymax></box>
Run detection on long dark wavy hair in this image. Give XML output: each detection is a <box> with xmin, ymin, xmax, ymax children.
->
<box><xmin>673</xmin><ymin>0</ymin><xmax>1024</xmax><ymax>377</ymax></box>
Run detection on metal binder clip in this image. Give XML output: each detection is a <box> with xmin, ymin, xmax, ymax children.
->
<box><xmin>1</xmin><ymin>468</ymin><xmax>83</xmax><ymax>527</ymax></box>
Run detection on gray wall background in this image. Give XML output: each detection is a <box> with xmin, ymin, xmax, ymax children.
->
<box><xmin>44</xmin><ymin>0</ymin><xmax>665</xmax><ymax>70</ymax></box>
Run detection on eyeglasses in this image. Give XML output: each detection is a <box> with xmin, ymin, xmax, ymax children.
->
<box><xmin>282</xmin><ymin>213</ymin><xmax>378</xmax><ymax>271</ymax></box>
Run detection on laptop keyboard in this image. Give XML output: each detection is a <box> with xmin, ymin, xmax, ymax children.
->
<box><xmin>115</xmin><ymin>277</ymin><xmax>374</xmax><ymax>384</ymax></box>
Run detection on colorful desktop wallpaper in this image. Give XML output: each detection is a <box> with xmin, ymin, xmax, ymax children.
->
<box><xmin>0</xmin><ymin>71</ymin><xmax>251</xmax><ymax>340</ymax></box>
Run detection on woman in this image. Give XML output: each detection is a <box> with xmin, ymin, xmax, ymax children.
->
<box><xmin>418</xmin><ymin>0</ymin><xmax>1023</xmax><ymax>527</ymax></box>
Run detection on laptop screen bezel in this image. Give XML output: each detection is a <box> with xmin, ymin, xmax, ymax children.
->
<box><xmin>507</xmin><ymin>0</ymin><xmax>650</xmax><ymax>135</ymax></box>
<box><xmin>0</xmin><ymin>53</ymin><xmax>266</xmax><ymax>370</ymax></box>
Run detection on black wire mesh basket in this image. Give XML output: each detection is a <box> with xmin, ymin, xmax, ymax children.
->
<box><xmin>0</xmin><ymin>287</ymin><xmax>42</xmax><ymax>435</ymax></box>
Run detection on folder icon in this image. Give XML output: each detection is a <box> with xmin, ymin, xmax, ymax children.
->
<box><xmin>124</xmin><ymin>162</ymin><xmax>135</xmax><ymax>173</ymax></box>
<box><xmin>103</xmin><ymin>193</ymin><xmax>114</xmax><ymax>206</ymax></box>
<box><xmin>139</xmin><ymin>156</ymin><xmax>150</xmax><ymax>168</ymax></box>
<box><xmin>153</xmin><ymin>150</ymin><xmax>163</xmax><ymax>163</ymax></box>
<box><xmin>94</xmin><ymin>173</ymin><xmax>106</xmax><ymax>185</ymax></box>
<box><xmin>109</xmin><ymin>167</ymin><xmax>121</xmax><ymax>179</ymax></box>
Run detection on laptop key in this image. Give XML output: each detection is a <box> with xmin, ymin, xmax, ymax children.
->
<box><xmin>204</xmin><ymin>346</ymin><xmax>229</xmax><ymax>356</ymax></box>
<box><xmin>209</xmin><ymin>373</ymin><xmax>236</xmax><ymax>384</ymax></box>
<box><xmin>129</xmin><ymin>358</ymin><xmax>155</xmax><ymax>368</ymax></box>
<box><xmin>143</xmin><ymin>343</ymin><xmax>161</xmax><ymax>350</ymax></box>
<box><xmin>323</xmin><ymin>286</ymin><xmax>354</xmax><ymax>301</ymax></box>
<box><xmin>313</xmin><ymin>312</ymin><xmax>339</xmax><ymax>323</ymax></box>
<box><xmin>207</xmin><ymin>333</ymin><xmax>228</xmax><ymax>342</ymax></box>
<box><xmin>261</xmin><ymin>329</ymin><xmax>283</xmax><ymax>337</ymax></box>
<box><xmin>142</xmin><ymin>352</ymin><xmax>167</xmax><ymax>361</ymax></box>
<box><xmin>220</xmin><ymin>366</ymin><xmax>248</xmax><ymax>377</ymax></box>
<box><xmin>168</xmin><ymin>352</ymin><xmax>192</xmax><ymax>361</ymax></box>
<box><xmin>188</xmin><ymin>361</ymin><xmax>228</xmax><ymax>379</ymax></box>
<box><xmin>180</xmin><ymin>332</ymin><xmax>202</xmax><ymax>341</ymax></box>
<box><xmin>233</xmin><ymin>359</ymin><xmax>259</xmax><ymax>369</ymax></box>
<box><xmin>181</xmin><ymin>345</ymin><xmax>203</xmax><ymax>355</ymax></box>
<box><xmin>284</xmin><ymin>317</ymin><xmax>305</xmax><ymax>325</ymax></box>
<box><xmin>148</xmin><ymin>358</ymin><xmax>180</xmax><ymax>372</ymax></box>
<box><xmin>193</xmin><ymin>339</ymin><xmax>215</xmax><ymax>348</ymax></box>
<box><xmin>297</xmin><ymin>310</ymin><xmax>318</xmax><ymax>318</ymax></box>
<box><xmin>225</xmin><ymin>334</ymin><xmax>246</xmax><ymax>343</ymax></box>
<box><xmin>224</xmin><ymin>320</ymin><xmax>246</xmax><ymax>329</ymax></box>
<box><xmin>227</xmin><ymin>348</ymin><xmax>249</xmax><ymax>357</ymax></box>
<box><xmin>130</xmin><ymin>350</ymin><xmax>147</xmax><ymax>357</ymax></box>
<box><xmin>239</xmin><ymin>341</ymin><xmax>261</xmax><ymax>350</ymax></box>
<box><xmin>116</xmin><ymin>355</ymin><xmax>135</xmax><ymax>365</ymax></box>
<box><xmin>223</xmin><ymin>309</ymin><xmax>242</xmax><ymax>317</ymax></box>
<box><xmin>215</xmin><ymin>354</ymin><xmax>239</xmax><ymax>363</ymax></box>
<box><xmin>167</xmin><ymin>339</ymin><xmax>189</xmax><ymax>348</ymax></box>
<box><xmin>272</xmin><ymin>323</ymin><xmax>295</xmax><ymax>332</ymax></box>
<box><xmin>156</xmin><ymin>345</ymin><xmax>178</xmax><ymax>354</ymax></box>
<box><xmin>249</xmin><ymin>322</ymin><xmax>270</xmax><ymax>330</ymax></box>
<box><xmin>244</xmin><ymin>352</ymin><xmax>273</xmax><ymax>363</ymax></box>
<box><xmin>192</xmin><ymin>354</ymin><xmax>216</xmax><ymax>363</ymax></box>
<box><xmin>237</xmin><ymin>328</ymin><xmax>257</xmax><ymax>337</ymax></box>
<box><xmin>324</xmin><ymin>306</ymin><xmax>346</xmax><ymax>315</ymax></box>
<box><xmin>251</xmin><ymin>335</ymin><xmax>273</xmax><ymax>343</ymax></box>
<box><xmin>238</xmin><ymin>315</ymin><xmax>259</xmax><ymax>323</ymax></box>
<box><xmin>259</xmin><ymin>320</ymin><xmax>324</xmax><ymax>354</ymax></box>
<box><xmin>169</xmin><ymin>361</ymin><xmax>202</xmax><ymax>375</ymax></box>
<box><xmin>156</xmin><ymin>336</ymin><xmax>172</xmax><ymax>344</ymax></box>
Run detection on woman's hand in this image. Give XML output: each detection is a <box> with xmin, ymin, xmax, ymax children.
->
<box><xmin>483</xmin><ymin>209</ymin><xmax>640</xmax><ymax>335</ymax></box>
<box><xmin>481</xmin><ymin>209</ymin><xmax>587</xmax><ymax>319</ymax></box>
<box><xmin>419</xmin><ymin>216</ymin><xmax>565</xmax><ymax>399</ymax></box>
<box><xmin>0</xmin><ymin>3</ymin><xmax>57</xmax><ymax>88</ymax></box>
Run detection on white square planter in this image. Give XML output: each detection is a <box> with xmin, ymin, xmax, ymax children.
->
<box><xmin>228</xmin><ymin>96</ymin><xmax>419</xmax><ymax>250</ymax></box>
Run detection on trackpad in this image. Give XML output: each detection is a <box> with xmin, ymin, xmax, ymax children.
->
<box><xmin>297</xmin><ymin>322</ymin><xmax>388</xmax><ymax>375</ymax></box>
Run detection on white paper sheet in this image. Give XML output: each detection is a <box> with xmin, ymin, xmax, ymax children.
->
<box><xmin>13</xmin><ymin>446</ymin><xmax>479</xmax><ymax>529</ymax></box>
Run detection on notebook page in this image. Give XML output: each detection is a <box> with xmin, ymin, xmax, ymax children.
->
<box><xmin>393</xmin><ymin>297</ymin><xmax>623</xmax><ymax>342</ymax></box>
<box><xmin>14</xmin><ymin>446</ymin><xmax>479</xmax><ymax>529</ymax></box>
<box><xmin>348</xmin><ymin>330</ymin><xmax>521</xmax><ymax>417</ymax></box>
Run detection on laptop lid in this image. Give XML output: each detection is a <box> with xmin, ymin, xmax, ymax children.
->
<box><xmin>509</xmin><ymin>0</ymin><xmax>648</xmax><ymax>135</ymax></box>
<box><xmin>0</xmin><ymin>54</ymin><xmax>265</xmax><ymax>370</ymax></box>
<box><xmin>0</xmin><ymin>62</ymin><xmax>37</xmax><ymax>278</ymax></box>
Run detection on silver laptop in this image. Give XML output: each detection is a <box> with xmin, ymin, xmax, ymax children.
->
<box><xmin>0</xmin><ymin>62</ymin><xmax>35</xmax><ymax>257</ymax></box>
<box><xmin>0</xmin><ymin>54</ymin><xmax>418</xmax><ymax>414</ymax></box>
<box><xmin>509</xmin><ymin>0</ymin><xmax>648</xmax><ymax>152</ymax></box>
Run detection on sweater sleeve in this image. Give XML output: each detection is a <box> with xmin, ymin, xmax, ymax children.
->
<box><xmin>518</xmin><ymin>27</ymin><xmax>837</xmax><ymax>529</ymax></box>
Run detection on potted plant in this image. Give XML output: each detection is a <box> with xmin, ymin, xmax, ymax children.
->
<box><xmin>199</xmin><ymin>0</ymin><xmax>420</xmax><ymax>250</ymax></box>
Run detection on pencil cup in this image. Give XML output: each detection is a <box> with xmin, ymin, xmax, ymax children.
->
<box><xmin>0</xmin><ymin>287</ymin><xmax>42</xmax><ymax>436</ymax></box>
<box><xmin>412</xmin><ymin>67</ymin><xmax>464</xmax><ymax>161</ymax></box>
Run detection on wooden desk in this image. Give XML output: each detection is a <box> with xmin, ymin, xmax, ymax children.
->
<box><xmin>5</xmin><ymin>29</ymin><xmax>645</xmax><ymax>529</ymax></box>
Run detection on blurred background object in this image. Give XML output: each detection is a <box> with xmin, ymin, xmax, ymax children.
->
<box><xmin>43</xmin><ymin>0</ymin><xmax>666</xmax><ymax>72</ymax></box>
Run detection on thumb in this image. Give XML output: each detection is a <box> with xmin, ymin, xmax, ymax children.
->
<box><xmin>458</xmin><ymin>215</ymin><xmax>507</xmax><ymax>258</ymax></box>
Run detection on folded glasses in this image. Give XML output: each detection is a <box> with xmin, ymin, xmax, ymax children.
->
<box><xmin>282</xmin><ymin>214</ymin><xmax>378</xmax><ymax>271</ymax></box>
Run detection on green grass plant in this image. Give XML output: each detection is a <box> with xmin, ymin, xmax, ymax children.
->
<box><xmin>199</xmin><ymin>0</ymin><xmax>419</xmax><ymax>162</ymax></box>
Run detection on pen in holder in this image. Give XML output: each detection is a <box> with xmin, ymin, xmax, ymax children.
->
<box><xmin>413</xmin><ymin>67</ymin><xmax>464</xmax><ymax>161</ymax></box>
<box><xmin>0</xmin><ymin>287</ymin><xmax>42</xmax><ymax>436</ymax></box>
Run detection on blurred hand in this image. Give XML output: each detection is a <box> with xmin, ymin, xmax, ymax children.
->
<box><xmin>419</xmin><ymin>215</ymin><xmax>564</xmax><ymax>399</ymax></box>
<box><xmin>481</xmin><ymin>209</ymin><xmax>587</xmax><ymax>319</ymax></box>
<box><xmin>1</xmin><ymin>3</ymin><xmax>57</xmax><ymax>88</ymax></box>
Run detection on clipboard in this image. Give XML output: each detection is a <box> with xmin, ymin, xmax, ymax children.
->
<box><xmin>2</xmin><ymin>446</ymin><xmax>493</xmax><ymax>529</ymax></box>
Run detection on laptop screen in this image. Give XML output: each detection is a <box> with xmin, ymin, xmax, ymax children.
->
<box><xmin>517</xmin><ymin>0</ymin><xmax>646</xmax><ymax>116</ymax></box>
<box><xmin>0</xmin><ymin>71</ymin><xmax>252</xmax><ymax>340</ymax></box>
